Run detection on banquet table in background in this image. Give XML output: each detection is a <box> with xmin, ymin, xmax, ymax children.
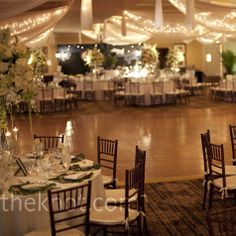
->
<box><xmin>73</xmin><ymin>79</ymin><xmax>183</xmax><ymax>105</ymax></box>
<box><xmin>0</xmin><ymin>169</ymin><xmax>105</xmax><ymax>236</ymax></box>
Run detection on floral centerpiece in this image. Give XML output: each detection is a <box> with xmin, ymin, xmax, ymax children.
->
<box><xmin>28</xmin><ymin>48</ymin><xmax>48</xmax><ymax>80</ymax></box>
<box><xmin>82</xmin><ymin>47</ymin><xmax>104</xmax><ymax>72</ymax></box>
<box><xmin>166</xmin><ymin>46</ymin><xmax>185</xmax><ymax>71</ymax></box>
<box><xmin>141</xmin><ymin>43</ymin><xmax>159</xmax><ymax>75</ymax></box>
<box><xmin>0</xmin><ymin>28</ymin><xmax>38</xmax><ymax>135</ymax></box>
<box><xmin>166</xmin><ymin>47</ymin><xmax>180</xmax><ymax>70</ymax></box>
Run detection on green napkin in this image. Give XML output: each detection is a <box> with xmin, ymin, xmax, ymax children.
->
<box><xmin>71</xmin><ymin>153</ymin><xmax>85</xmax><ymax>163</ymax></box>
<box><xmin>9</xmin><ymin>182</ymin><xmax>56</xmax><ymax>195</ymax></box>
<box><xmin>70</xmin><ymin>163</ymin><xmax>100</xmax><ymax>171</ymax></box>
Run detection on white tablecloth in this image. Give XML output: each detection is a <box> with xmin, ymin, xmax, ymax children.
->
<box><xmin>0</xmin><ymin>169</ymin><xmax>105</xmax><ymax>236</ymax></box>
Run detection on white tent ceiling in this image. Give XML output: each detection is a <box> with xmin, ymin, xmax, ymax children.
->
<box><xmin>1</xmin><ymin>0</ymin><xmax>236</xmax><ymax>46</ymax></box>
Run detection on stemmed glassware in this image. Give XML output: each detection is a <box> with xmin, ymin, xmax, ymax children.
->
<box><xmin>61</xmin><ymin>146</ymin><xmax>71</xmax><ymax>171</ymax></box>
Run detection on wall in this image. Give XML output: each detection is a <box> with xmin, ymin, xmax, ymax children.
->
<box><xmin>202</xmin><ymin>43</ymin><xmax>221</xmax><ymax>76</ymax></box>
<box><xmin>186</xmin><ymin>41</ymin><xmax>204</xmax><ymax>71</ymax></box>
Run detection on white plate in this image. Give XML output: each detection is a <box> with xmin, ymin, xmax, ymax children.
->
<box><xmin>21</xmin><ymin>183</ymin><xmax>47</xmax><ymax>190</ymax></box>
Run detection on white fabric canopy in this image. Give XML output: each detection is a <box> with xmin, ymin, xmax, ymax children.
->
<box><xmin>0</xmin><ymin>0</ymin><xmax>48</xmax><ymax>20</ymax></box>
<box><xmin>0</xmin><ymin>4</ymin><xmax>71</xmax><ymax>46</ymax></box>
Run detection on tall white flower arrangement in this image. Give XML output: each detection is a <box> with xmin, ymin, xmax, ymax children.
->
<box><xmin>0</xmin><ymin>29</ymin><xmax>38</xmax><ymax>134</ymax></box>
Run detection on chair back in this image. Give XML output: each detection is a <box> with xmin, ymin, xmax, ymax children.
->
<box><xmin>48</xmin><ymin>181</ymin><xmax>91</xmax><ymax>236</ymax></box>
<box><xmin>200</xmin><ymin>130</ymin><xmax>211</xmax><ymax>174</ymax></box>
<box><xmin>125</xmin><ymin>163</ymin><xmax>142</xmax><ymax>219</ymax></box>
<box><xmin>229</xmin><ymin>124</ymin><xmax>236</xmax><ymax>164</ymax></box>
<box><xmin>135</xmin><ymin>146</ymin><xmax>146</xmax><ymax>194</ymax></box>
<box><xmin>42</xmin><ymin>87</ymin><xmax>53</xmax><ymax>101</ymax></box>
<box><xmin>53</xmin><ymin>87</ymin><xmax>66</xmax><ymax>99</ymax></box>
<box><xmin>153</xmin><ymin>81</ymin><xmax>164</xmax><ymax>95</ymax></box>
<box><xmin>114</xmin><ymin>80</ymin><xmax>126</xmax><ymax>91</ymax></box>
<box><xmin>129</xmin><ymin>82</ymin><xmax>140</xmax><ymax>94</ymax></box>
<box><xmin>84</xmin><ymin>81</ymin><xmax>93</xmax><ymax>90</ymax></box>
<box><xmin>97</xmin><ymin>136</ymin><xmax>118</xmax><ymax>182</ymax></box>
<box><xmin>207</xmin><ymin>142</ymin><xmax>226</xmax><ymax>187</ymax></box>
<box><xmin>164</xmin><ymin>80</ymin><xmax>175</xmax><ymax>93</ymax></box>
<box><xmin>207</xmin><ymin>207</ymin><xmax>236</xmax><ymax>236</ymax></box>
<box><xmin>107</xmin><ymin>81</ymin><xmax>114</xmax><ymax>90</ymax></box>
<box><xmin>33</xmin><ymin>134</ymin><xmax>64</xmax><ymax>151</ymax></box>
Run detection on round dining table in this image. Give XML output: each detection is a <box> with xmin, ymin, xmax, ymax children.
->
<box><xmin>0</xmin><ymin>158</ymin><xmax>106</xmax><ymax>236</ymax></box>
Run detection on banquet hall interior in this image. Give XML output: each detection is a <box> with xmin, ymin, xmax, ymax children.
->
<box><xmin>2</xmin><ymin>0</ymin><xmax>236</xmax><ymax>235</ymax></box>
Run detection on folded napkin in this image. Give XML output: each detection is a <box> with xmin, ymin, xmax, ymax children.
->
<box><xmin>50</xmin><ymin>172</ymin><xmax>93</xmax><ymax>183</ymax></box>
<box><xmin>79</xmin><ymin>160</ymin><xmax>94</xmax><ymax>168</ymax></box>
<box><xmin>64</xmin><ymin>172</ymin><xmax>87</xmax><ymax>180</ymax></box>
<box><xmin>70</xmin><ymin>162</ymin><xmax>100</xmax><ymax>172</ymax></box>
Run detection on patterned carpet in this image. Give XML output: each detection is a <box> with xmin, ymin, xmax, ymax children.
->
<box><xmin>145</xmin><ymin>179</ymin><xmax>209</xmax><ymax>236</ymax></box>
<box><xmin>107</xmin><ymin>178</ymin><xmax>235</xmax><ymax>236</ymax></box>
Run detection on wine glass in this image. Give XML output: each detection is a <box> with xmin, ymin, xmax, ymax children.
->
<box><xmin>61</xmin><ymin>149</ymin><xmax>71</xmax><ymax>171</ymax></box>
<box><xmin>38</xmin><ymin>158</ymin><xmax>51</xmax><ymax>183</ymax></box>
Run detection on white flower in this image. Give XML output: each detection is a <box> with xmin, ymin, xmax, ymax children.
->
<box><xmin>141</xmin><ymin>43</ymin><xmax>159</xmax><ymax>66</ymax></box>
<box><xmin>83</xmin><ymin>47</ymin><xmax>104</xmax><ymax>67</ymax></box>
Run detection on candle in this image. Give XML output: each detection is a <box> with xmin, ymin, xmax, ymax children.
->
<box><xmin>13</xmin><ymin>127</ymin><xmax>18</xmax><ymax>141</ymax></box>
<box><xmin>5</xmin><ymin>131</ymin><xmax>11</xmax><ymax>145</ymax></box>
<box><xmin>5</xmin><ymin>131</ymin><xmax>11</xmax><ymax>137</ymax></box>
<box><xmin>13</xmin><ymin>127</ymin><xmax>18</xmax><ymax>133</ymax></box>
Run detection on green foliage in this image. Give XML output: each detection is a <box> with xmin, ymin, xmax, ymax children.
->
<box><xmin>103</xmin><ymin>53</ymin><xmax>117</xmax><ymax>69</ymax></box>
<box><xmin>220</xmin><ymin>50</ymin><xmax>236</xmax><ymax>74</ymax></box>
<box><xmin>0</xmin><ymin>105</ymin><xmax>6</xmax><ymax>130</ymax></box>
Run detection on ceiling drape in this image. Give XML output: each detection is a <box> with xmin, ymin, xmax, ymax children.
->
<box><xmin>0</xmin><ymin>0</ymin><xmax>48</xmax><ymax>20</ymax></box>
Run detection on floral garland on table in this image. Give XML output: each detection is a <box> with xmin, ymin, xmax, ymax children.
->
<box><xmin>0</xmin><ymin>28</ymin><xmax>38</xmax><ymax>134</ymax></box>
<box><xmin>141</xmin><ymin>43</ymin><xmax>159</xmax><ymax>67</ymax></box>
<box><xmin>82</xmin><ymin>47</ymin><xmax>104</xmax><ymax>69</ymax></box>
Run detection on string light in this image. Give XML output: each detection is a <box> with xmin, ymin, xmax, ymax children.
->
<box><xmin>27</xmin><ymin>28</ymin><xmax>54</xmax><ymax>45</ymax></box>
<box><xmin>0</xmin><ymin>7</ymin><xmax>68</xmax><ymax>40</ymax></box>
<box><xmin>169</xmin><ymin>0</ymin><xmax>236</xmax><ymax>33</ymax></box>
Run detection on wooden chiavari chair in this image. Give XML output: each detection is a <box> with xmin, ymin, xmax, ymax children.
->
<box><xmin>33</xmin><ymin>134</ymin><xmax>64</xmax><ymax>151</ymax></box>
<box><xmin>90</xmin><ymin>163</ymin><xmax>143</xmax><ymax>235</ymax></box>
<box><xmin>97</xmin><ymin>136</ymin><xmax>118</xmax><ymax>189</ymax></box>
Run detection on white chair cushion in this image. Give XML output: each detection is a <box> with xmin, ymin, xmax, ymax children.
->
<box><xmin>24</xmin><ymin>224</ymin><xmax>84</xmax><ymax>236</ymax></box>
<box><xmin>105</xmin><ymin>188</ymin><xmax>137</xmax><ymax>204</ymax></box>
<box><xmin>102</xmin><ymin>175</ymin><xmax>113</xmax><ymax>185</ymax></box>
<box><xmin>213</xmin><ymin>176</ymin><xmax>236</xmax><ymax>190</ymax></box>
<box><xmin>115</xmin><ymin>91</ymin><xmax>125</xmax><ymax>95</ymax></box>
<box><xmin>90</xmin><ymin>206</ymin><xmax>139</xmax><ymax>226</ymax></box>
